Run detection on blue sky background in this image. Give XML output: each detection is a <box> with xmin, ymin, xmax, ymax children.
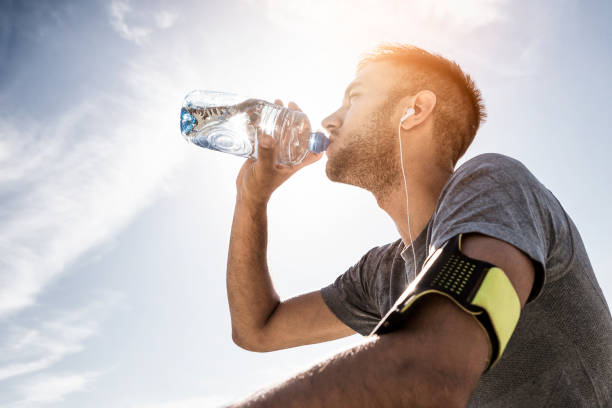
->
<box><xmin>1</xmin><ymin>0</ymin><xmax>611</xmax><ymax>406</ymax></box>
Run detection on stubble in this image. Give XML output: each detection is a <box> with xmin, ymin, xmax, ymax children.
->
<box><xmin>325</xmin><ymin>98</ymin><xmax>403</xmax><ymax>198</ymax></box>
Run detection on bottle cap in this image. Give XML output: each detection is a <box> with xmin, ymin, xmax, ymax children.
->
<box><xmin>308</xmin><ymin>131</ymin><xmax>330</xmax><ymax>153</ymax></box>
<box><xmin>180</xmin><ymin>107</ymin><xmax>196</xmax><ymax>135</ymax></box>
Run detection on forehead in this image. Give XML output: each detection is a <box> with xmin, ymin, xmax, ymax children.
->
<box><xmin>351</xmin><ymin>61</ymin><xmax>405</xmax><ymax>91</ymax></box>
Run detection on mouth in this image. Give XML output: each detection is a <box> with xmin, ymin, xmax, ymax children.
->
<box><xmin>326</xmin><ymin>140</ymin><xmax>336</xmax><ymax>156</ymax></box>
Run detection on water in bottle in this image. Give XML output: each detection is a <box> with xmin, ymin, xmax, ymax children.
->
<box><xmin>179</xmin><ymin>90</ymin><xmax>329</xmax><ymax>166</ymax></box>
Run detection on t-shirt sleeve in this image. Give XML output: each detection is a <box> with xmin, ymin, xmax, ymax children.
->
<box><xmin>321</xmin><ymin>247</ymin><xmax>384</xmax><ymax>336</ymax></box>
<box><xmin>429</xmin><ymin>154</ymin><xmax>549</xmax><ymax>302</ymax></box>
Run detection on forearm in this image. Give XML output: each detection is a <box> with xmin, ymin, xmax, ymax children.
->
<box><xmin>231</xmin><ymin>337</ymin><xmax>441</xmax><ymax>408</ymax></box>
<box><xmin>230</xmin><ymin>297</ymin><xmax>485</xmax><ymax>408</ymax></box>
<box><xmin>226</xmin><ymin>193</ymin><xmax>280</xmax><ymax>347</ymax></box>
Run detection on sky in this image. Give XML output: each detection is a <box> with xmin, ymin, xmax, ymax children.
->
<box><xmin>0</xmin><ymin>0</ymin><xmax>611</xmax><ymax>406</ymax></box>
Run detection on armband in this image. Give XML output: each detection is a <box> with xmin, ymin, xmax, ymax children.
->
<box><xmin>369</xmin><ymin>234</ymin><xmax>520</xmax><ymax>371</ymax></box>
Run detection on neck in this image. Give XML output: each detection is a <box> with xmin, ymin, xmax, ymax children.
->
<box><xmin>375</xmin><ymin>160</ymin><xmax>453</xmax><ymax>248</ymax></box>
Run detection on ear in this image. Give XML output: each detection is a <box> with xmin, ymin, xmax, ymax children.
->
<box><xmin>400</xmin><ymin>90</ymin><xmax>437</xmax><ymax>130</ymax></box>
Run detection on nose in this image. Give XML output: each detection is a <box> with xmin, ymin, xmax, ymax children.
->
<box><xmin>322</xmin><ymin>108</ymin><xmax>343</xmax><ymax>133</ymax></box>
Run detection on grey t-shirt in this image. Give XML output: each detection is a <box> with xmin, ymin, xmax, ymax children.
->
<box><xmin>321</xmin><ymin>153</ymin><xmax>612</xmax><ymax>407</ymax></box>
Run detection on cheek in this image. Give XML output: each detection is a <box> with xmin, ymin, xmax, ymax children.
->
<box><xmin>344</xmin><ymin>104</ymin><xmax>362</xmax><ymax>122</ymax></box>
<box><xmin>344</xmin><ymin>98</ymin><xmax>378</xmax><ymax>127</ymax></box>
<box><xmin>328</xmin><ymin>138</ymin><xmax>341</xmax><ymax>151</ymax></box>
<box><xmin>340</xmin><ymin>107</ymin><xmax>362</xmax><ymax>134</ymax></box>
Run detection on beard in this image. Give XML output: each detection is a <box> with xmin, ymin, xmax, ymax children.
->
<box><xmin>326</xmin><ymin>100</ymin><xmax>403</xmax><ymax>198</ymax></box>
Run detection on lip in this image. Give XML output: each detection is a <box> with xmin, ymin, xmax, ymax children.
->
<box><xmin>325</xmin><ymin>140</ymin><xmax>335</xmax><ymax>156</ymax></box>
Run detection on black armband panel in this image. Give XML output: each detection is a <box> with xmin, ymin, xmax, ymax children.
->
<box><xmin>369</xmin><ymin>234</ymin><xmax>520</xmax><ymax>371</ymax></box>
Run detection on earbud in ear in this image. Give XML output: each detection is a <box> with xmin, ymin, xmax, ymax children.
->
<box><xmin>400</xmin><ymin>108</ymin><xmax>415</xmax><ymax>123</ymax></box>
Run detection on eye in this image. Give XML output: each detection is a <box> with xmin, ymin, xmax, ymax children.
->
<box><xmin>348</xmin><ymin>93</ymin><xmax>360</xmax><ymax>102</ymax></box>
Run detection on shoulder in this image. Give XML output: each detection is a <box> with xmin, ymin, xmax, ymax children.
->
<box><xmin>352</xmin><ymin>240</ymin><xmax>405</xmax><ymax>298</ymax></box>
<box><xmin>359</xmin><ymin>239</ymin><xmax>404</xmax><ymax>267</ymax></box>
<box><xmin>445</xmin><ymin>153</ymin><xmax>547</xmax><ymax>197</ymax></box>
<box><xmin>455</xmin><ymin>153</ymin><xmax>530</xmax><ymax>176</ymax></box>
<box><xmin>454</xmin><ymin>153</ymin><xmax>537</xmax><ymax>183</ymax></box>
<box><xmin>430</xmin><ymin>154</ymin><xmax>552</xmax><ymax>302</ymax></box>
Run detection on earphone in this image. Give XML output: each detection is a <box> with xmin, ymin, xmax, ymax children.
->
<box><xmin>398</xmin><ymin>107</ymin><xmax>417</xmax><ymax>273</ymax></box>
<box><xmin>400</xmin><ymin>107</ymin><xmax>415</xmax><ymax>123</ymax></box>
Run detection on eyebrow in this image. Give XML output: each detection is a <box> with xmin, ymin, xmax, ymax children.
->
<box><xmin>343</xmin><ymin>81</ymin><xmax>364</xmax><ymax>100</ymax></box>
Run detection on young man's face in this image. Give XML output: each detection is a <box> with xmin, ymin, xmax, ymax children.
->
<box><xmin>322</xmin><ymin>61</ymin><xmax>409</xmax><ymax>195</ymax></box>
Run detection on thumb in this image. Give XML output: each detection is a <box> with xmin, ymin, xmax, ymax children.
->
<box><xmin>257</xmin><ymin>130</ymin><xmax>277</xmax><ymax>165</ymax></box>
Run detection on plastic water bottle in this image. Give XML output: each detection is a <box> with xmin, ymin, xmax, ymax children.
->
<box><xmin>180</xmin><ymin>90</ymin><xmax>329</xmax><ymax>166</ymax></box>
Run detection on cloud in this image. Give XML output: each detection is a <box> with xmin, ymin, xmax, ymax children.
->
<box><xmin>258</xmin><ymin>0</ymin><xmax>509</xmax><ymax>37</ymax></box>
<box><xmin>108</xmin><ymin>0</ymin><xmax>151</xmax><ymax>45</ymax></box>
<box><xmin>413</xmin><ymin>0</ymin><xmax>508</xmax><ymax>28</ymax></box>
<box><xmin>247</xmin><ymin>0</ymin><xmax>554</xmax><ymax>83</ymax></box>
<box><xmin>241</xmin><ymin>0</ymin><xmax>549</xmax><ymax>82</ymax></box>
<box><xmin>15</xmin><ymin>371</ymin><xmax>99</xmax><ymax>405</ymax></box>
<box><xmin>134</xmin><ymin>395</ymin><xmax>235</xmax><ymax>408</ymax></box>
<box><xmin>108</xmin><ymin>1</ymin><xmax>179</xmax><ymax>44</ymax></box>
<box><xmin>155</xmin><ymin>10</ymin><xmax>177</xmax><ymax>29</ymax></box>
<box><xmin>0</xmin><ymin>295</ymin><xmax>120</xmax><ymax>382</ymax></box>
<box><xmin>0</xmin><ymin>56</ymin><xmax>186</xmax><ymax>318</ymax></box>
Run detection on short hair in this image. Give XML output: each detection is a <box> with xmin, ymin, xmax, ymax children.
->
<box><xmin>358</xmin><ymin>44</ymin><xmax>486</xmax><ymax>166</ymax></box>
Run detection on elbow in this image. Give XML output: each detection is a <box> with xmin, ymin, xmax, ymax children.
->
<box><xmin>232</xmin><ymin>330</ymin><xmax>271</xmax><ymax>353</ymax></box>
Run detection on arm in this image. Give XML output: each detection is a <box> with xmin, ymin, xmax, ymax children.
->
<box><xmin>227</xmin><ymin>100</ymin><xmax>354</xmax><ymax>351</ymax></box>
<box><xmin>227</xmin><ymin>195</ymin><xmax>355</xmax><ymax>351</ymax></box>
<box><xmin>229</xmin><ymin>233</ymin><xmax>535</xmax><ymax>407</ymax></box>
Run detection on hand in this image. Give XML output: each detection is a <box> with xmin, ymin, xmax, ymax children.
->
<box><xmin>235</xmin><ymin>100</ymin><xmax>324</xmax><ymax>205</ymax></box>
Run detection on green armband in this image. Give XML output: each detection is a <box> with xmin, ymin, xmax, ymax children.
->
<box><xmin>369</xmin><ymin>234</ymin><xmax>521</xmax><ymax>371</ymax></box>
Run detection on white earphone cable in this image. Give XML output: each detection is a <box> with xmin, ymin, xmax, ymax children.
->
<box><xmin>398</xmin><ymin>119</ymin><xmax>417</xmax><ymax>274</ymax></box>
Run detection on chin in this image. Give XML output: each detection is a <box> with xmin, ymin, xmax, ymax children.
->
<box><xmin>324</xmin><ymin>159</ymin><xmax>339</xmax><ymax>182</ymax></box>
<box><xmin>325</xmin><ymin>148</ymin><xmax>402</xmax><ymax>197</ymax></box>
<box><xmin>325</xmin><ymin>156</ymin><xmax>361</xmax><ymax>188</ymax></box>
<box><xmin>325</xmin><ymin>157</ymin><xmax>347</xmax><ymax>184</ymax></box>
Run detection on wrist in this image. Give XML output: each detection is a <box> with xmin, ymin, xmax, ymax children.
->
<box><xmin>236</xmin><ymin>190</ymin><xmax>270</xmax><ymax>209</ymax></box>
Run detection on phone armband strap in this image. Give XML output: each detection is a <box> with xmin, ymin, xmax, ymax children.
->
<box><xmin>369</xmin><ymin>234</ymin><xmax>521</xmax><ymax>371</ymax></box>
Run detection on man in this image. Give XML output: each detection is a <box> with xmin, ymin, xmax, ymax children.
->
<box><xmin>226</xmin><ymin>45</ymin><xmax>612</xmax><ymax>407</ymax></box>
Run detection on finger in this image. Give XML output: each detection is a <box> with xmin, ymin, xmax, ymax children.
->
<box><xmin>274</xmin><ymin>163</ymin><xmax>292</xmax><ymax>171</ymax></box>
<box><xmin>288</xmin><ymin>101</ymin><xmax>302</xmax><ymax>112</ymax></box>
<box><xmin>274</xmin><ymin>99</ymin><xmax>283</xmax><ymax>106</ymax></box>
<box><xmin>256</xmin><ymin>129</ymin><xmax>277</xmax><ymax>166</ymax></box>
<box><xmin>290</xmin><ymin>151</ymin><xmax>323</xmax><ymax>171</ymax></box>
<box><xmin>302</xmin><ymin>151</ymin><xmax>324</xmax><ymax>165</ymax></box>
